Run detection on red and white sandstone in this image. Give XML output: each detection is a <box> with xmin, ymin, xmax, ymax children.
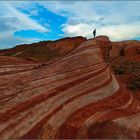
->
<box><xmin>0</xmin><ymin>38</ymin><xmax>140</xmax><ymax>139</ymax></box>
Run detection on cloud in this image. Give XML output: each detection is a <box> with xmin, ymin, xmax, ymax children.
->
<box><xmin>29</xmin><ymin>9</ymin><xmax>39</xmax><ymax>16</ymax></box>
<box><xmin>0</xmin><ymin>2</ymin><xmax>48</xmax><ymax>32</ymax></box>
<box><xmin>0</xmin><ymin>34</ymin><xmax>40</xmax><ymax>49</ymax></box>
<box><xmin>62</xmin><ymin>22</ymin><xmax>140</xmax><ymax>41</ymax></box>
<box><xmin>0</xmin><ymin>1</ymin><xmax>140</xmax><ymax>49</ymax></box>
<box><xmin>39</xmin><ymin>1</ymin><xmax>140</xmax><ymax>40</ymax></box>
<box><xmin>0</xmin><ymin>1</ymin><xmax>49</xmax><ymax>49</ymax></box>
<box><xmin>62</xmin><ymin>23</ymin><xmax>91</xmax><ymax>37</ymax></box>
<box><xmin>0</xmin><ymin>17</ymin><xmax>18</xmax><ymax>32</ymax></box>
<box><xmin>38</xmin><ymin>1</ymin><xmax>101</xmax><ymax>21</ymax></box>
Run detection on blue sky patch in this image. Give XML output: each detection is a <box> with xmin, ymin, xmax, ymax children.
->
<box><xmin>15</xmin><ymin>3</ymin><xmax>67</xmax><ymax>41</ymax></box>
<box><xmin>0</xmin><ymin>1</ymin><xmax>140</xmax><ymax>49</ymax></box>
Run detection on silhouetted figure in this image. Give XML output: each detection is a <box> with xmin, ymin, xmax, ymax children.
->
<box><xmin>93</xmin><ymin>29</ymin><xmax>96</xmax><ymax>38</ymax></box>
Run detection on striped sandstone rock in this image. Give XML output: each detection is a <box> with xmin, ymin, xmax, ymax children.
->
<box><xmin>0</xmin><ymin>39</ymin><xmax>140</xmax><ymax>139</ymax></box>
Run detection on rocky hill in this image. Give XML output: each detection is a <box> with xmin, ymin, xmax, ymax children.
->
<box><xmin>0</xmin><ymin>36</ymin><xmax>86</xmax><ymax>62</ymax></box>
<box><xmin>0</xmin><ymin>37</ymin><xmax>140</xmax><ymax>139</ymax></box>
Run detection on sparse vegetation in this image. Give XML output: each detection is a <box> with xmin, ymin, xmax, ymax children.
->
<box><xmin>128</xmin><ymin>78</ymin><xmax>140</xmax><ymax>90</ymax></box>
<box><xmin>2</xmin><ymin>43</ymin><xmax>60</xmax><ymax>62</ymax></box>
<box><xmin>21</xmin><ymin>45</ymin><xmax>60</xmax><ymax>62</ymax></box>
<box><xmin>110</xmin><ymin>59</ymin><xmax>140</xmax><ymax>91</ymax></box>
<box><xmin>0</xmin><ymin>37</ymin><xmax>86</xmax><ymax>62</ymax></box>
<box><xmin>111</xmin><ymin>66</ymin><xmax>125</xmax><ymax>75</ymax></box>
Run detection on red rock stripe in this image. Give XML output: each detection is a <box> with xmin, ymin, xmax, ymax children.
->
<box><xmin>0</xmin><ymin>66</ymin><xmax>108</xmax><ymax>123</ymax></box>
<box><xmin>20</xmin><ymin>71</ymin><xmax>112</xmax><ymax>139</ymax></box>
<box><xmin>0</xmin><ymin>70</ymin><xmax>109</xmax><ymax>139</ymax></box>
<box><xmin>59</xmin><ymin>91</ymin><xmax>140</xmax><ymax>139</ymax></box>
<box><xmin>85</xmin><ymin>97</ymin><xmax>140</xmax><ymax>138</ymax></box>
<box><xmin>0</xmin><ymin>68</ymin><xmax>110</xmax><ymax>139</ymax></box>
<box><xmin>0</xmin><ymin>48</ymin><xmax>102</xmax><ymax>79</ymax></box>
<box><xmin>0</xmin><ymin>67</ymin><xmax>35</xmax><ymax>76</ymax></box>
<box><xmin>0</xmin><ymin>63</ymin><xmax>105</xmax><ymax>102</ymax></box>
<box><xmin>50</xmin><ymin>47</ymin><xmax>101</xmax><ymax>65</ymax></box>
<box><xmin>0</xmin><ymin>61</ymin><xmax>105</xmax><ymax>93</ymax></box>
<box><xmin>70</xmin><ymin>46</ymin><xmax>100</xmax><ymax>55</ymax></box>
<box><xmin>57</xmin><ymin>86</ymin><xmax>129</xmax><ymax>139</ymax></box>
<box><xmin>0</xmin><ymin>60</ymin><xmax>104</xmax><ymax>87</ymax></box>
<box><xmin>1</xmin><ymin>63</ymin><xmax>105</xmax><ymax>112</ymax></box>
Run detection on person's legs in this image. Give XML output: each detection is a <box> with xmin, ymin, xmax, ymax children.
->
<box><xmin>93</xmin><ymin>32</ymin><xmax>95</xmax><ymax>38</ymax></box>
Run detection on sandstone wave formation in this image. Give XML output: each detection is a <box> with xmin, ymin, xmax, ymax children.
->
<box><xmin>0</xmin><ymin>39</ymin><xmax>140</xmax><ymax>139</ymax></box>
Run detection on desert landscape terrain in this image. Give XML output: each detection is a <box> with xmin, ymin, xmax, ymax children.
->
<box><xmin>0</xmin><ymin>36</ymin><xmax>140</xmax><ymax>139</ymax></box>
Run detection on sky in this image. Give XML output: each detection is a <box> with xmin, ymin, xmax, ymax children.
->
<box><xmin>0</xmin><ymin>1</ymin><xmax>140</xmax><ymax>49</ymax></box>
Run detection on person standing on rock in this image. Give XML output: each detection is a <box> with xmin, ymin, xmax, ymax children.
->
<box><xmin>93</xmin><ymin>29</ymin><xmax>96</xmax><ymax>38</ymax></box>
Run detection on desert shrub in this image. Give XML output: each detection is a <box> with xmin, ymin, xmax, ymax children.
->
<box><xmin>128</xmin><ymin>78</ymin><xmax>140</xmax><ymax>90</ymax></box>
<box><xmin>112</xmin><ymin>66</ymin><xmax>125</xmax><ymax>75</ymax></box>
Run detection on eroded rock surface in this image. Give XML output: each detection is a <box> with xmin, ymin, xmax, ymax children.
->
<box><xmin>0</xmin><ymin>39</ymin><xmax>140</xmax><ymax>139</ymax></box>
<box><xmin>0</xmin><ymin>36</ymin><xmax>86</xmax><ymax>61</ymax></box>
<box><xmin>110</xmin><ymin>40</ymin><xmax>140</xmax><ymax>58</ymax></box>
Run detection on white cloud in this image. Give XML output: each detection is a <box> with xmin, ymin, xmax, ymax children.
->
<box><xmin>39</xmin><ymin>1</ymin><xmax>140</xmax><ymax>41</ymax></box>
<box><xmin>62</xmin><ymin>23</ymin><xmax>91</xmax><ymax>37</ymax></box>
<box><xmin>0</xmin><ymin>1</ymin><xmax>140</xmax><ymax>49</ymax></box>
<box><xmin>0</xmin><ymin>2</ymin><xmax>48</xmax><ymax>33</ymax></box>
<box><xmin>0</xmin><ymin>1</ymin><xmax>49</xmax><ymax>48</ymax></box>
<box><xmin>98</xmin><ymin>23</ymin><xmax>140</xmax><ymax>41</ymax></box>
<box><xmin>0</xmin><ymin>34</ymin><xmax>41</xmax><ymax>49</ymax></box>
<box><xmin>38</xmin><ymin>1</ymin><xmax>101</xmax><ymax>22</ymax></box>
<box><xmin>62</xmin><ymin>22</ymin><xmax>140</xmax><ymax>41</ymax></box>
